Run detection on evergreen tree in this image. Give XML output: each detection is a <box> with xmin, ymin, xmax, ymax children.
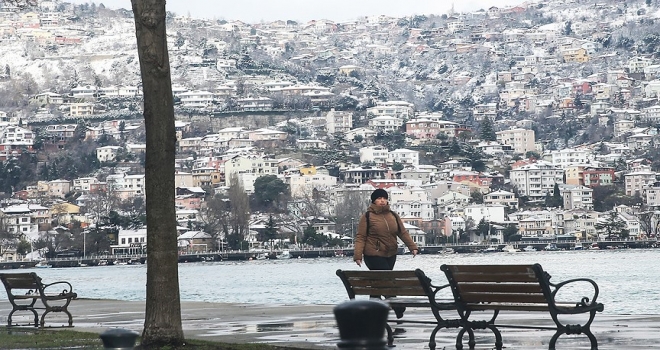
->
<box><xmin>263</xmin><ymin>215</ymin><xmax>278</xmax><ymax>246</ymax></box>
<box><xmin>479</xmin><ymin>118</ymin><xmax>497</xmax><ymax>141</ymax></box>
<box><xmin>476</xmin><ymin>218</ymin><xmax>490</xmax><ymax>239</ymax></box>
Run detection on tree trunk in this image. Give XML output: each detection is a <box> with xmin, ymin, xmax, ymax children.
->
<box><xmin>130</xmin><ymin>0</ymin><xmax>183</xmax><ymax>347</ymax></box>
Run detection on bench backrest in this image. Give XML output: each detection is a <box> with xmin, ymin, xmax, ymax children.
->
<box><xmin>336</xmin><ymin>269</ymin><xmax>431</xmax><ymax>299</ymax></box>
<box><xmin>0</xmin><ymin>273</ymin><xmax>43</xmax><ymax>295</ymax></box>
<box><xmin>440</xmin><ymin>264</ymin><xmax>550</xmax><ymax>305</ymax></box>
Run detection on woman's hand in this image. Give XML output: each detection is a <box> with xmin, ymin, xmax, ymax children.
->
<box><xmin>355</xmin><ymin>259</ymin><xmax>362</xmax><ymax>267</ymax></box>
<box><xmin>412</xmin><ymin>249</ymin><xmax>418</xmax><ymax>257</ymax></box>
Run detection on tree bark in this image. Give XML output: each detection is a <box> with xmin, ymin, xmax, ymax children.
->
<box><xmin>130</xmin><ymin>0</ymin><xmax>183</xmax><ymax>347</ymax></box>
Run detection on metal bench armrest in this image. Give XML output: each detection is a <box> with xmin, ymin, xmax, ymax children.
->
<box><xmin>550</xmin><ymin>277</ymin><xmax>601</xmax><ymax>309</ymax></box>
<box><xmin>42</xmin><ymin>281</ymin><xmax>75</xmax><ymax>296</ymax></box>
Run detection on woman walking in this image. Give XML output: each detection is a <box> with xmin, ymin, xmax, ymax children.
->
<box><xmin>353</xmin><ymin>188</ymin><xmax>419</xmax><ymax>317</ymax></box>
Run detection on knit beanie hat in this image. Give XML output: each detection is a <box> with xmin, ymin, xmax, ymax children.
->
<box><xmin>371</xmin><ymin>188</ymin><xmax>389</xmax><ymax>203</ymax></box>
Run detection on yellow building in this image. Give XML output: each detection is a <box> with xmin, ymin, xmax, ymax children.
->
<box><xmin>562</xmin><ymin>48</ymin><xmax>589</xmax><ymax>63</ymax></box>
<box><xmin>299</xmin><ymin>164</ymin><xmax>317</xmax><ymax>175</ymax></box>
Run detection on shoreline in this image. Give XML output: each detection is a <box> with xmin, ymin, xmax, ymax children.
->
<box><xmin>2</xmin><ymin>299</ymin><xmax>660</xmax><ymax>349</ymax></box>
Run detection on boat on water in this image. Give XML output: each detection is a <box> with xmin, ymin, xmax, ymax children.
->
<box><xmin>482</xmin><ymin>245</ymin><xmax>500</xmax><ymax>253</ymax></box>
<box><xmin>589</xmin><ymin>242</ymin><xmax>601</xmax><ymax>250</ymax></box>
<box><xmin>544</xmin><ymin>243</ymin><xmax>560</xmax><ymax>251</ymax></box>
<box><xmin>502</xmin><ymin>244</ymin><xmax>520</xmax><ymax>253</ymax></box>
<box><xmin>573</xmin><ymin>243</ymin><xmax>584</xmax><ymax>251</ymax></box>
<box><xmin>522</xmin><ymin>245</ymin><xmax>537</xmax><ymax>252</ymax></box>
<box><xmin>35</xmin><ymin>260</ymin><xmax>51</xmax><ymax>268</ymax></box>
<box><xmin>442</xmin><ymin>247</ymin><xmax>456</xmax><ymax>254</ymax></box>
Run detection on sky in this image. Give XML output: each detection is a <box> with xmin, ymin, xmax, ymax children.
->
<box><xmin>73</xmin><ymin>0</ymin><xmax>524</xmax><ymax>23</ymax></box>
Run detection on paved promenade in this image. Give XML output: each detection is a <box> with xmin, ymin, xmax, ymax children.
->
<box><xmin>2</xmin><ymin>299</ymin><xmax>660</xmax><ymax>349</ymax></box>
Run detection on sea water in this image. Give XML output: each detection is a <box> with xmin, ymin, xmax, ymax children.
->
<box><xmin>3</xmin><ymin>249</ymin><xmax>657</xmax><ymax>315</ymax></box>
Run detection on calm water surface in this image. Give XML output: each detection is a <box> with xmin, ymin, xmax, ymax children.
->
<box><xmin>4</xmin><ymin>249</ymin><xmax>658</xmax><ymax>315</ymax></box>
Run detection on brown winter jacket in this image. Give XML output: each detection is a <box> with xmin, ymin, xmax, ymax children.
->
<box><xmin>353</xmin><ymin>203</ymin><xmax>418</xmax><ymax>261</ymax></box>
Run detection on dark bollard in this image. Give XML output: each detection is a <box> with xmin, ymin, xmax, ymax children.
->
<box><xmin>99</xmin><ymin>328</ymin><xmax>139</xmax><ymax>350</ymax></box>
<box><xmin>334</xmin><ymin>299</ymin><xmax>389</xmax><ymax>350</ymax></box>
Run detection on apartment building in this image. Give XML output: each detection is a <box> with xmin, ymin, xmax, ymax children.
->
<box><xmin>326</xmin><ymin>108</ymin><xmax>353</xmax><ymax>134</ymax></box>
<box><xmin>368</xmin><ymin>115</ymin><xmax>403</xmax><ymax>132</ymax></box>
<box><xmin>388</xmin><ymin>148</ymin><xmax>419</xmax><ymax>167</ymax></box>
<box><xmin>548</xmin><ymin>148</ymin><xmax>593</xmax><ymax>167</ymax></box>
<box><xmin>562</xmin><ymin>185</ymin><xmax>594</xmax><ymax>210</ymax></box>
<box><xmin>624</xmin><ymin>169</ymin><xmax>657</xmax><ymax>196</ymax></box>
<box><xmin>484</xmin><ymin>190</ymin><xmax>518</xmax><ymax>210</ymax></box>
<box><xmin>509</xmin><ymin>161</ymin><xmax>564</xmax><ymax>201</ymax></box>
<box><xmin>224</xmin><ymin>155</ymin><xmax>279</xmax><ymax>186</ymax></box>
<box><xmin>495</xmin><ymin>128</ymin><xmax>535</xmax><ymax>155</ymax></box>
<box><xmin>359</xmin><ymin>146</ymin><xmax>388</xmax><ymax>165</ymax></box>
<box><xmin>405</xmin><ymin>119</ymin><xmax>458</xmax><ymax>140</ymax></box>
<box><xmin>366</xmin><ymin>101</ymin><xmax>414</xmax><ymax>119</ymax></box>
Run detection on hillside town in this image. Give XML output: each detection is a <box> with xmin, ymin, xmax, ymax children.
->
<box><xmin>1</xmin><ymin>0</ymin><xmax>660</xmax><ymax>261</ymax></box>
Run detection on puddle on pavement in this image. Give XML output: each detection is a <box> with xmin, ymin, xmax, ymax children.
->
<box><xmin>256</xmin><ymin>322</ymin><xmax>294</xmax><ymax>332</ymax></box>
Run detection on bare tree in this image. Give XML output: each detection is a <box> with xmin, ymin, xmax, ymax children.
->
<box><xmin>334</xmin><ymin>189</ymin><xmax>370</xmax><ymax>237</ymax></box>
<box><xmin>0</xmin><ymin>218</ymin><xmax>19</xmax><ymax>258</ymax></box>
<box><xmin>226</xmin><ymin>173</ymin><xmax>250</xmax><ymax>249</ymax></box>
<box><xmin>196</xmin><ymin>194</ymin><xmax>230</xmax><ymax>250</ymax></box>
<box><xmin>130</xmin><ymin>0</ymin><xmax>183</xmax><ymax>347</ymax></box>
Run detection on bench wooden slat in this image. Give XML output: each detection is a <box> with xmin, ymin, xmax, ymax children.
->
<box><xmin>444</xmin><ymin>265</ymin><xmax>536</xmax><ymax>274</ymax></box>
<box><xmin>352</xmin><ymin>286</ymin><xmax>429</xmax><ymax>296</ymax></box>
<box><xmin>459</xmin><ymin>292</ymin><xmax>548</xmax><ymax>304</ymax></box>
<box><xmin>466</xmin><ymin>303</ymin><xmax>551</xmax><ymax>312</ymax></box>
<box><xmin>347</xmin><ymin>278</ymin><xmax>425</xmax><ymax>288</ymax></box>
<box><xmin>457</xmin><ymin>283</ymin><xmax>544</xmax><ymax>294</ymax></box>
<box><xmin>450</xmin><ymin>274</ymin><xmax>539</xmax><ymax>283</ymax></box>
<box><xmin>339</xmin><ymin>270</ymin><xmax>420</xmax><ymax>278</ymax></box>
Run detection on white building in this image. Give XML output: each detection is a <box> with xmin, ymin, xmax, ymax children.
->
<box><xmin>285</xmin><ymin>173</ymin><xmax>338</xmax><ymax>198</ymax></box>
<box><xmin>368</xmin><ymin>115</ymin><xmax>404</xmax><ymax>132</ymax></box>
<box><xmin>69</xmin><ymin>103</ymin><xmax>94</xmax><ymax>117</ymax></box>
<box><xmin>224</xmin><ymin>154</ymin><xmax>279</xmax><ymax>186</ymax></box>
<box><xmin>562</xmin><ymin>185</ymin><xmax>594</xmax><ymax>210</ymax></box>
<box><xmin>484</xmin><ymin>190</ymin><xmax>518</xmax><ymax>209</ymax></box>
<box><xmin>112</xmin><ymin>228</ymin><xmax>147</xmax><ymax>254</ymax></box>
<box><xmin>464</xmin><ymin>204</ymin><xmax>506</xmax><ymax>224</ymax></box>
<box><xmin>96</xmin><ymin>146</ymin><xmax>122</xmax><ymax>162</ymax></box>
<box><xmin>496</xmin><ymin>128</ymin><xmax>536</xmax><ymax>155</ymax></box>
<box><xmin>547</xmin><ymin>148</ymin><xmax>593</xmax><ymax>167</ymax></box>
<box><xmin>624</xmin><ymin>169</ymin><xmax>657</xmax><ymax>197</ymax></box>
<box><xmin>367</xmin><ymin>101</ymin><xmax>414</xmax><ymax>119</ymax></box>
<box><xmin>178</xmin><ymin>90</ymin><xmax>214</xmax><ymax>108</ymax></box>
<box><xmin>359</xmin><ymin>146</ymin><xmax>389</xmax><ymax>165</ymax></box>
<box><xmin>326</xmin><ymin>109</ymin><xmax>353</xmax><ymax>134</ymax></box>
<box><xmin>73</xmin><ymin>177</ymin><xmax>100</xmax><ymax>192</ymax></box>
<box><xmin>388</xmin><ymin>148</ymin><xmax>419</xmax><ymax>167</ymax></box>
<box><xmin>509</xmin><ymin>161</ymin><xmax>564</xmax><ymax>201</ymax></box>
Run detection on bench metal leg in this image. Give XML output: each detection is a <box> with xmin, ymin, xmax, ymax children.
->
<box><xmin>455</xmin><ymin>327</ymin><xmax>476</xmax><ymax>350</ymax></box>
<box><xmin>549</xmin><ymin>309</ymin><xmax>599</xmax><ymax>350</ymax></box>
<box><xmin>489</xmin><ymin>325</ymin><xmax>503</xmax><ymax>350</ymax></box>
<box><xmin>8</xmin><ymin>308</ymin><xmax>39</xmax><ymax>327</ymax></box>
<box><xmin>39</xmin><ymin>306</ymin><xmax>74</xmax><ymax>327</ymax></box>
<box><xmin>548</xmin><ymin>327</ymin><xmax>598</xmax><ymax>350</ymax></box>
<box><xmin>385</xmin><ymin>323</ymin><xmax>394</xmax><ymax>347</ymax></box>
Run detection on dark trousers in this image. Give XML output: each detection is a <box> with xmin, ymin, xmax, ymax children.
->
<box><xmin>364</xmin><ymin>255</ymin><xmax>397</xmax><ymax>299</ymax></box>
<box><xmin>364</xmin><ymin>255</ymin><xmax>397</xmax><ymax>271</ymax></box>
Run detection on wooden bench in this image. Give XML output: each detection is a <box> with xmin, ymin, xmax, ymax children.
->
<box><xmin>440</xmin><ymin>264</ymin><xmax>604</xmax><ymax>350</ymax></box>
<box><xmin>336</xmin><ymin>269</ymin><xmax>458</xmax><ymax>349</ymax></box>
<box><xmin>0</xmin><ymin>272</ymin><xmax>77</xmax><ymax>327</ymax></box>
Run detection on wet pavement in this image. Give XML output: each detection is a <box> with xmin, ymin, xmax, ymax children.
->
<box><xmin>2</xmin><ymin>299</ymin><xmax>660</xmax><ymax>349</ymax></box>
